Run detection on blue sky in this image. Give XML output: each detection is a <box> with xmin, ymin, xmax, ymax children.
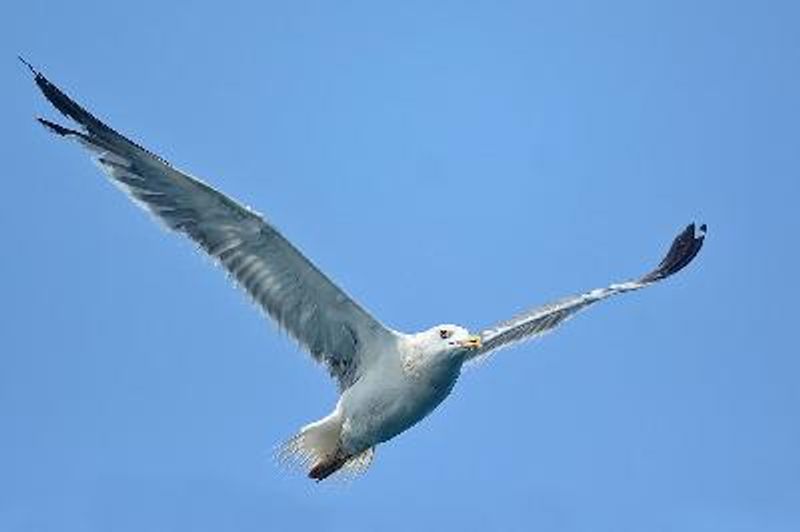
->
<box><xmin>2</xmin><ymin>1</ymin><xmax>799</xmax><ymax>530</ymax></box>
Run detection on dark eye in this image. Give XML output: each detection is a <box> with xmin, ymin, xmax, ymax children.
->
<box><xmin>439</xmin><ymin>329</ymin><xmax>452</xmax><ymax>340</ymax></box>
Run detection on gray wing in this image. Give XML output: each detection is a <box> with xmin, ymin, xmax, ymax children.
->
<box><xmin>26</xmin><ymin>61</ymin><xmax>395</xmax><ymax>389</ymax></box>
<box><xmin>468</xmin><ymin>223</ymin><xmax>706</xmax><ymax>362</ymax></box>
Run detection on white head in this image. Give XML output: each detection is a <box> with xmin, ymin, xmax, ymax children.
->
<box><xmin>415</xmin><ymin>324</ymin><xmax>482</xmax><ymax>358</ymax></box>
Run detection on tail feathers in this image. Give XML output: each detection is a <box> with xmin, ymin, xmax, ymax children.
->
<box><xmin>279</xmin><ymin>412</ymin><xmax>342</xmax><ymax>469</ymax></box>
<box><xmin>278</xmin><ymin>411</ymin><xmax>375</xmax><ymax>482</ymax></box>
<box><xmin>340</xmin><ymin>447</ymin><xmax>375</xmax><ymax>478</ymax></box>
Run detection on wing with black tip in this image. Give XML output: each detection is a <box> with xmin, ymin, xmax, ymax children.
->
<box><xmin>24</xmin><ymin>61</ymin><xmax>396</xmax><ymax>389</ymax></box>
<box><xmin>468</xmin><ymin>223</ymin><xmax>706</xmax><ymax>362</ymax></box>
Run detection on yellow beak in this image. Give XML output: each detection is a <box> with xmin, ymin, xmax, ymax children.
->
<box><xmin>458</xmin><ymin>335</ymin><xmax>482</xmax><ymax>350</ymax></box>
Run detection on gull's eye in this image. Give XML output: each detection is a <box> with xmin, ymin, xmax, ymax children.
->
<box><xmin>439</xmin><ymin>329</ymin><xmax>453</xmax><ymax>340</ymax></box>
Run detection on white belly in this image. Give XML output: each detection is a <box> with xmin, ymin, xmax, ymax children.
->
<box><xmin>338</xmin><ymin>351</ymin><xmax>462</xmax><ymax>453</ymax></box>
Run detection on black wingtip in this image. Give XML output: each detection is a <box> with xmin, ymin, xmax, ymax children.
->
<box><xmin>25</xmin><ymin>61</ymin><xmax>173</xmax><ymax>166</ymax></box>
<box><xmin>640</xmin><ymin>222</ymin><xmax>706</xmax><ymax>284</ymax></box>
<box><xmin>24</xmin><ymin>61</ymin><xmax>111</xmax><ymax>138</ymax></box>
<box><xmin>18</xmin><ymin>55</ymin><xmax>39</xmax><ymax>76</ymax></box>
<box><xmin>36</xmin><ymin>117</ymin><xmax>81</xmax><ymax>137</ymax></box>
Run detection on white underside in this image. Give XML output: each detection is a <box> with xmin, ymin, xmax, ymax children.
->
<box><xmin>278</xmin><ymin>333</ymin><xmax>465</xmax><ymax>479</ymax></box>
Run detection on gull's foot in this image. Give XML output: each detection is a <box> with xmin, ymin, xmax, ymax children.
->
<box><xmin>308</xmin><ymin>451</ymin><xmax>349</xmax><ymax>482</ymax></box>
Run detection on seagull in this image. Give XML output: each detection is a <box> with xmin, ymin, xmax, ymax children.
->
<box><xmin>23</xmin><ymin>59</ymin><xmax>706</xmax><ymax>481</ymax></box>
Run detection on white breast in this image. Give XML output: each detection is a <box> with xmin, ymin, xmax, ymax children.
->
<box><xmin>338</xmin><ymin>342</ymin><xmax>463</xmax><ymax>453</ymax></box>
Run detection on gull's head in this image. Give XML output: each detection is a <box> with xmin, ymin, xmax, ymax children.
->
<box><xmin>418</xmin><ymin>324</ymin><xmax>482</xmax><ymax>357</ymax></box>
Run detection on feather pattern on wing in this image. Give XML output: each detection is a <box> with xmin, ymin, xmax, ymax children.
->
<box><xmin>469</xmin><ymin>223</ymin><xmax>706</xmax><ymax>362</ymax></box>
<box><xmin>28</xmin><ymin>64</ymin><xmax>395</xmax><ymax>389</ymax></box>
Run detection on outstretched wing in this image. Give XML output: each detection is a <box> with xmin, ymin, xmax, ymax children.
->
<box><xmin>468</xmin><ymin>223</ymin><xmax>706</xmax><ymax>362</ymax></box>
<box><xmin>25</xmin><ymin>60</ymin><xmax>396</xmax><ymax>389</ymax></box>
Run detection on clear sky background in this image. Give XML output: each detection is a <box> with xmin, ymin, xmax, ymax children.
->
<box><xmin>2</xmin><ymin>1</ymin><xmax>799</xmax><ymax>531</ymax></box>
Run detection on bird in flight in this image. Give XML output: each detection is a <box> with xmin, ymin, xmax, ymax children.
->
<box><xmin>23</xmin><ymin>59</ymin><xmax>706</xmax><ymax>481</ymax></box>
